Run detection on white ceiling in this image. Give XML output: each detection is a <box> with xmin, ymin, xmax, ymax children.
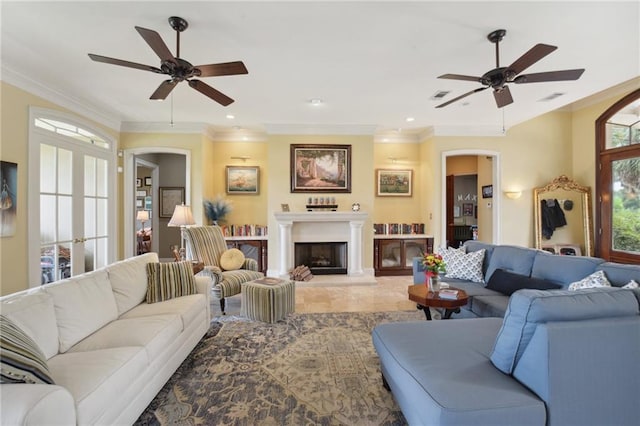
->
<box><xmin>2</xmin><ymin>1</ymin><xmax>639</xmax><ymax>140</ymax></box>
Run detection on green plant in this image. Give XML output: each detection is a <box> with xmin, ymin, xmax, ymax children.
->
<box><xmin>203</xmin><ymin>195</ymin><xmax>233</xmax><ymax>224</ymax></box>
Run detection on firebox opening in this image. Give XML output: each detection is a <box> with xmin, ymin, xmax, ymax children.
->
<box><xmin>294</xmin><ymin>242</ymin><xmax>347</xmax><ymax>275</ymax></box>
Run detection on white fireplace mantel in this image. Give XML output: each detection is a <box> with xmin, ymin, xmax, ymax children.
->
<box><xmin>273</xmin><ymin>211</ymin><xmax>369</xmax><ymax>277</ymax></box>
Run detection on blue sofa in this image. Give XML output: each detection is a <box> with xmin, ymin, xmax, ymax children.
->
<box><xmin>373</xmin><ymin>243</ymin><xmax>640</xmax><ymax>425</ymax></box>
<box><xmin>411</xmin><ymin>241</ymin><xmax>640</xmax><ymax>318</ymax></box>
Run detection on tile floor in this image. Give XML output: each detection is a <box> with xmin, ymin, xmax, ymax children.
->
<box><xmin>212</xmin><ymin>275</ymin><xmax>419</xmax><ymax>318</ymax></box>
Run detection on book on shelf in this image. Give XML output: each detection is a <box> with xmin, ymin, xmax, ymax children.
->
<box><xmin>220</xmin><ymin>224</ymin><xmax>268</xmax><ymax>237</ymax></box>
<box><xmin>373</xmin><ymin>223</ymin><xmax>425</xmax><ymax>235</ymax></box>
<box><xmin>438</xmin><ymin>289</ymin><xmax>459</xmax><ymax>300</ymax></box>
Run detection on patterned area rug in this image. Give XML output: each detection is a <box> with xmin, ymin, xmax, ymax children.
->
<box><xmin>135</xmin><ymin>311</ymin><xmax>425</xmax><ymax>425</ymax></box>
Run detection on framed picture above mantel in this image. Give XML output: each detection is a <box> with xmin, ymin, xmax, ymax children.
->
<box><xmin>290</xmin><ymin>144</ymin><xmax>351</xmax><ymax>193</ymax></box>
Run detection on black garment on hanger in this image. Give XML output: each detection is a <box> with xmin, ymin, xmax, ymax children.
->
<box><xmin>541</xmin><ymin>198</ymin><xmax>567</xmax><ymax>239</ymax></box>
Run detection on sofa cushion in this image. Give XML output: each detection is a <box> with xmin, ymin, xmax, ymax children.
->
<box><xmin>530</xmin><ymin>251</ymin><xmax>603</xmax><ymax>287</ymax></box>
<box><xmin>48</xmin><ymin>346</ymin><xmax>148</xmax><ymax>425</ymax></box>
<box><xmin>0</xmin><ymin>291</ymin><xmax>59</xmax><ymax>359</ymax></box>
<box><xmin>107</xmin><ymin>252</ymin><xmax>159</xmax><ymax>316</ymax></box>
<box><xmin>0</xmin><ymin>315</ymin><xmax>55</xmax><ymax>385</ymax></box>
<box><xmin>485</xmin><ymin>245</ymin><xmax>538</xmax><ymax>282</ymax></box>
<box><xmin>490</xmin><ymin>288</ymin><xmax>639</xmax><ymax>374</ymax></box>
<box><xmin>220</xmin><ymin>248</ymin><xmax>245</xmax><ymax>271</ymax></box>
<box><xmin>441</xmin><ymin>249</ymin><xmax>485</xmax><ymax>283</ymax></box>
<box><xmin>44</xmin><ymin>270</ymin><xmax>118</xmax><ymax>353</ymax></box>
<box><xmin>470</xmin><ymin>296</ymin><xmax>511</xmax><ymax>318</ymax></box>
<box><xmin>567</xmin><ymin>270</ymin><xmax>611</xmax><ymax>291</ymax></box>
<box><xmin>120</xmin><ymin>294</ymin><xmax>206</xmax><ymax>331</ymax></box>
<box><xmin>146</xmin><ymin>261</ymin><xmax>197</xmax><ymax>304</ymax></box>
<box><xmin>596</xmin><ymin>262</ymin><xmax>640</xmax><ymax>287</ymax></box>
<box><xmin>487</xmin><ymin>269</ymin><xmax>561</xmax><ymax>296</ymax></box>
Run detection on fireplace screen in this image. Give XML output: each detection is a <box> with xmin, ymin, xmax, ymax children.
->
<box><xmin>294</xmin><ymin>242</ymin><xmax>347</xmax><ymax>275</ymax></box>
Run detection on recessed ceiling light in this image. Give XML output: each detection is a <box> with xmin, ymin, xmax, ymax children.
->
<box><xmin>226</xmin><ymin>114</ymin><xmax>235</xmax><ymax>119</ymax></box>
<box><xmin>405</xmin><ymin>117</ymin><xmax>415</xmax><ymax>122</ymax></box>
<box><xmin>309</xmin><ymin>98</ymin><xmax>323</xmax><ymax>106</ymax></box>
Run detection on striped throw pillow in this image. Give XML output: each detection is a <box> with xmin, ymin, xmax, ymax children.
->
<box><xmin>0</xmin><ymin>315</ymin><xmax>55</xmax><ymax>384</ymax></box>
<box><xmin>146</xmin><ymin>261</ymin><xmax>197</xmax><ymax>304</ymax></box>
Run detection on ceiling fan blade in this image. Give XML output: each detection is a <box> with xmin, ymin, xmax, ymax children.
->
<box><xmin>514</xmin><ymin>69</ymin><xmax>585</xmax><ymax>84</ymax></box>
<box><xmin>436</xmin><ymin>87</ymin><xmax>487</xmax><ymax>108</ymax></box>
<box><xmin>195</xmin><ymin>61</ymin><xmax>248</xmax><ymax>77</ymax></box>
<box><xmin>150</xmin><ymin>80</ymin><xmax>178</xmax><ymax>100</ymax></box>
<box><xmin>493</xmin><ymin>86</ymin><xmax>513</xmax><ymax>108</ymax></box>
<box><xmin>438</xmin><ymin>73</ymin><xmax>483</xmax><ymax>83</ymax></box>
<box><xmin>88</xmin><ymin>54</ymin><xmax>163</xmax><ymax>73</ymax></box>
<box><xmin>188</xmin><ymin>80</ymin><xmax>234</xmax><ymax>106</ymax></box>
<box><xmin>507</xmin><ymin>44</ymin><xmax>557</xmax><ymax>76</ymax></box>
<box><xmin>135</xmin><ymin>26</ymin><xmax>176</xmax><ymax>63</ymax></box>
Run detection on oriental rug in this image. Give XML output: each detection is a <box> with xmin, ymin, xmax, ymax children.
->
<box><xmin>135</xmin><ymin>311</ymin><xmax>425</xmax><ymax>425</ymax></box>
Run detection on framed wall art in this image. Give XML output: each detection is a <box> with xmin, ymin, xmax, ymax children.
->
<box><xmin>376</xmin><ymin>169</ymin><xmax>413</xmax><ymax>197</ymax></box>
<box><xmin>463</xmin><ymin>203</ymin><xmax>474</xmax><ymax>216</ymax></box>
<box><xmin>144</xmin><ymin>177</ymin><xmax>152</xmax><ymax>186</ymax></box>
<box><xmin>482</xmin><ymin>184</ymin><xmax>493</xmax><ymax>199</ymax></box>
<box><xmin>226</xmin><ymin>166</ymin><xmax>259</xmax><ymax>194</ymax></box>
<box><xmin>136</xmin><ymin>178</ymin><xmax>142</xmax><ymax>188</ymax></box>
<box><xmin>290</xmin><ymin>144</ymin><xmax>351</xmax><ymax>193</ymax></box>
<box><xmin>159</xmin><ymin>187</ymin><xmax>184</xmax><ymax>218</ymax></box>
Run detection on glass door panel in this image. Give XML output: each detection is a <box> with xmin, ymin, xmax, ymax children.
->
<box><xmin>611</xmin><ymin>157</ymin><xmax>640</xmax><ymax>254</ymax></box>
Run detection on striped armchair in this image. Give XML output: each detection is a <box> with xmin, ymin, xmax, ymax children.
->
<box><xmin>182</xmin><ymin>225</ymin><xmax>264</xmax><ymax>314</ymax></box>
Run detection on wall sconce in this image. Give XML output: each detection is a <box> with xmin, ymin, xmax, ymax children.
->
<box><xmin>504</xmin><ymin>190</ymin><xmax>522</xmax><ymax>199</ymax></box>
<box><xmin>230</xmin><ymin>156</ymin><xmax>251</xmax><ymax>162</ymax></box>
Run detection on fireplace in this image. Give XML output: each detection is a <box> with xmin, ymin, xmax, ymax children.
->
<box><xmin>295</xmin><ymin>242</ymin><xmax>347</xmax><ymax>275</ymax></box>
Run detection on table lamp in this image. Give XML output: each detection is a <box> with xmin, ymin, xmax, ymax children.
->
<box><xmin>136</xmin><ymin>210</ymin><xmax>149</xmax><ymax>230</ymax></box>
<box><xmin>168</xmin><ymin>203</ymin><xmax>195</xmax><ymax>260</ymax></box>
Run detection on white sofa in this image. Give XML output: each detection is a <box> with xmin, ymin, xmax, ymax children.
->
<box><xmin>0</xmin><ymin>252</ymin><xmax>210</xmax><ymax>425</ymax></box>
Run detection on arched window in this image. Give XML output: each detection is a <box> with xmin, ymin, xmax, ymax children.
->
<box><xmin>595</xmin><ymin>89</ymin><xmax>640</xmax><ymax>263</ymax></box>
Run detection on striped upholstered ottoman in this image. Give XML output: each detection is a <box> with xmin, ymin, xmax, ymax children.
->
<box><xmin>241</xmin><ymin>278</ymin><xmax>296</xmax><ymax>323</ymax></box>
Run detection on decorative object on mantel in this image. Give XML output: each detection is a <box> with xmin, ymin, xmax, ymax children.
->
<box><xmin>351</xmin><ymin>203</ymin><xmax>360</xmax><ymax>211</ymax></box>
<box><xmin>203</xmin><ymin>194</ymin><xmax>233</xmax><ymax>225</ymax></box>
<box><xmin>306</xmin><ymin>196</ymin><xmax>338</xmax><ymax>211</ymax></box>
<box><xmin>289</xmin><ymin>265</ymin><xmax>313</xmax><ymax>281</ymax></box>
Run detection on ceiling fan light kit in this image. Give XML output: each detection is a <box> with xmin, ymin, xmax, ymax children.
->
<box><xmin>436</xmin><ymin>29</ymin><xmax>584</xmax><ymax>109</ymax></box>
<box><xmin>88</xmin><ymin>16</ymin><xmax>248</xmax><ymax>106</ymax></box>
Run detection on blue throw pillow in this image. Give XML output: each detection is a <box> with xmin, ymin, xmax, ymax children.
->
<box><xmin>486</xmin><ymin>269</ymin><xmax>561</xmax><ymax>296</ymax></box>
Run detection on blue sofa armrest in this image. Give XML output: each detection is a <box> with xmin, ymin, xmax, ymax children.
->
<box><xmin>513</xmin><ymin>316</ymin><xmax>640</xmax><ymax>426</ymax></box>
<box><xmin>412</xmin><ymin>257</ymin><xmax>426</xmax><ymax>284</ymax></box>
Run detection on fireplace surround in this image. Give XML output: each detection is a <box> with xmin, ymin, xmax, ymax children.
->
<box><xmin>294</xmin><ymin>242</ymin><xmax>348</xmax><ymax>275</ymax></box>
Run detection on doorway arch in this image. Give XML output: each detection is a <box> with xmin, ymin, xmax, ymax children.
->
<box><xmin>124</xmin><ymin>147</ymin><xmax>191</xmax><ymax>258</ymax></box>
<box><xmin>441</xmin><ymin>149</ymin><xmax>501</xmax><ymax>247</ymax></box>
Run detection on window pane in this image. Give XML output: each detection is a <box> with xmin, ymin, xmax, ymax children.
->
<box><xmin>611</xmin><ymin>156</ymin><xmax>640</xmax><ymax>254</ymax></box>
<box><xmin>96</xmin><ymin>158</ymin><xmax>108</xmax><ymax>197</ymax></box>
<box><xmin>84</xmin><ymin>156</ymin><xmax>96</xmax><ymax>196</ymax></box>
<box><xmin>606</xmin><ymin>99</ymin><xmax>640</xmax><ymax>149</ymax></box>
<box><xmin>84</xmin><ymin>239</ymin><xmax>95</xmax><ymax>273</ymax></box>
<box><xmin>95</xmin><ymin>237</ymin><xmax>108</xmax><ymax>270</ymax></box>
<box><xmin>97</xmin><ymin>198</ymin><xmax>107</xmax><ymax>236</ymax></box>
<box><xmin>40</xmin><ymin>195</ymin><xmax>56</xmax><ymax>244</ymax></box>
<box><xmin>58</xmin><ymin>195</ymin><xmax>72</xmax><ymax>241</ymax></box>
<box><xmin>40</xmin><ymin>144</ymin><xmax>56</xmax><ymax>193</ymax></box>
<box><xmin>84</xmin><ymin>198</ymin><xmax>96</xmax><ymax>238</ymax></box>
<box><xmin>58</xmin><ymin>148</ymin><xmax>73</xmax><ymax>195</ymax></box>
<box><xmin>40</xmin><ymin>245</ymin><xmax>56</xmax><ymax>285</ymax></box>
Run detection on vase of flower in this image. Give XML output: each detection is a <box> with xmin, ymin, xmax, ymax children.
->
<box><xmin>422</xmin><ymin>252</ymin><xmax>446</xmax><ymax>292</ymax></box>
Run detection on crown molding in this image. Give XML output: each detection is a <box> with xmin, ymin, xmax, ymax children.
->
<box><xmin>1</xmin><ymin>65</ymin><xmax>121</xmax><ymax>131</ymax></box>
<box><xmin>432</xmin><ymin>125</ymin><xmax>507</xmax><ymax>137</ymax></box>
<box><xmin>120</xmin><ymin>121</ymin><xmax>209</xmax><ymax>134</ymax></box>
<box><xmin>264</xmin><ymin>123</ymin><xmax>377</xmax><ymax>136</ymax></box>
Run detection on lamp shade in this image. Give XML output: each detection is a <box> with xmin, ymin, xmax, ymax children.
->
<box><xmin>168</xmin><ymin>204</ymin><xmax>195</xmax><ymax>227</ymax></box>
<box><xmin>136</xmin><ymin>210</ymin><xmax>149</xmax><ymax>222</ymax></box>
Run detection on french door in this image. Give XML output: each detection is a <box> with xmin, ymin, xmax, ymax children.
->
<box><xmin>29</xmin><ymin>109</ymin><xmax>116</xmax><ymax>286</ymax></box>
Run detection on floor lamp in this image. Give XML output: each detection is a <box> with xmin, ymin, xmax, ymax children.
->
<box><xmin>168</xmin><ymin>203</ymin><xmax>195</xmax><ymax>261</ymax></box>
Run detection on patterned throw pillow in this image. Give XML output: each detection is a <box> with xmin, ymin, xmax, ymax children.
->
<box><xmin>441</xmin><ymin>248</ymin><xmax>486</xmax><ymax>283</ymax></box>
<box><xmin>0</xmin><ymin>315</ymin><xmax>55</xmax><ymax>384</ymax></box>
<box><xmin>146</xmin><ymin>261</ymin><xmax>197</xmax><ymax>304</ymax></box>
<box><xmin>623</xmin><ymin>280</ymin><xmax>639</xmax><ymax>289</ymax></box>
<box><xmin>220</xmin><ymin>248</ymin><xmax>245</xmax><ymax>271</ymax></box>
<box><xmin>568</xmin><ymin>270</ymin><xmax>611</xmax><ymax>291</ymax></box>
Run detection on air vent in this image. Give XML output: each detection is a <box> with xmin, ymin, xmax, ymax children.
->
<box><xmin>539</xmin><ymin>92</ymin><xmax>565</xmax><ymax>102</ymax></box>
<box><xmin>431</xmin><ymin>90</ymin><xmax>450</xmax><ymax>100</ymax></box>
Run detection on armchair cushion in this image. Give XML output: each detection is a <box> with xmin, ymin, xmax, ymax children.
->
<box><xmin>220</xmin><ymin>248</ymin><xmax>245</xmax><ymax>271</ymax></box>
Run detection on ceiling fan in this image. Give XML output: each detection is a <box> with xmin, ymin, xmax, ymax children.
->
<box><xmin>88</xmin><ymin>16</ymin><xmax>247</xmax><ymax>106</ymax></box>
<box><xmin>436</xmin><ymin>29</ymin><xmax>584</xmax><ymax>108</ymax></box>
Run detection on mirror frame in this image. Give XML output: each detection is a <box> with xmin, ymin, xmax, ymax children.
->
<box><xmin>533</xmin><ymin>175</ymin><xmax>594</xmax><ymax>257</ymax></box>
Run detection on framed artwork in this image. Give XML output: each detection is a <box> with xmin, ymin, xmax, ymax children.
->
<box><xmin>463</xmin><ymin>203</ymin><xmax>474</xmax><ymax>216</ymax></box>
<box><xmin>136</xmin><ymin>190</ymin><xmax>146</xmax><ymax>197</ymax></box>
<box><xmin>0</xmin><ymin>161</ymin><xmax>18</xmax><ymax>237</ymax></box>
<box><xmin>226</xmin><ymin>166</ymin><xmax>259</xmax><ymax>194</ymax></box>
<box><xmin>376</xmin><ymin>169</ymin><xmax>413</xmax><ymax>197</ymax></box>
<box><xmin>144</xmin><ymin>177</ymin><xmax>152</xmax><ymax>186</ymax></box>
<box><xmin>136</xmin><ymin>178</ymin><xmax>142</xmax><ymax>188</ymax></box>
<box><xmin>144</xmin><ymin>196</ymin><xmax>152</xmax><ymax>210</ymax></box>
<box><xmin>136</xmin><ymin>199</ymin><xmax>143</xmax><ymax>208</ymax></box>
<box><xmin>290</xmin><ymin>144</ymin><xmax>351</xmax><ymax>193</ymax></box>
<box><xmin>453</xmin><ymin>205</ymin><xmax>461</xmax><ymax>218</ymax></box>
<box><xmin>482</xmin><ymin>184</ymin><xmax>493</xmax><ymax>199</ymax></box>
<box><xmin>159</xmin><ymin>187</ymin><xmax>184</xmax><ymax>218</ymax></box>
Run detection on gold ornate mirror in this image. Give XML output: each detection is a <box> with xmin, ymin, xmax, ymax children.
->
<box><xmin>533</xmin><ymin>175</ymin><xmax>594</xmax><ymax>257</ymax></box>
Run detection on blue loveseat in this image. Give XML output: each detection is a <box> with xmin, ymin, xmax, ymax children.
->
<box><xmin>373</xmin><ymin>243</ymin><xmax>640</xmax><ymax>425</ymax></box>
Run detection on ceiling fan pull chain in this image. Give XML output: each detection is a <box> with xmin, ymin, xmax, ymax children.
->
<box><xmin>170</xmin><ymin>93</ymin><xmax>174</xmax><ymax>127</ymax></box>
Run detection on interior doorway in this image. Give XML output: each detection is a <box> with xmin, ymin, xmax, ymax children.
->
<box><xmin>441</xmin><ymin>150</ymin><xmax>501</xmax><ymax>247</ymax></box>
<box><xmin>135</xmin><ymin>158</ymin><xmax>159</xmax><ymax>254</ymax></box>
